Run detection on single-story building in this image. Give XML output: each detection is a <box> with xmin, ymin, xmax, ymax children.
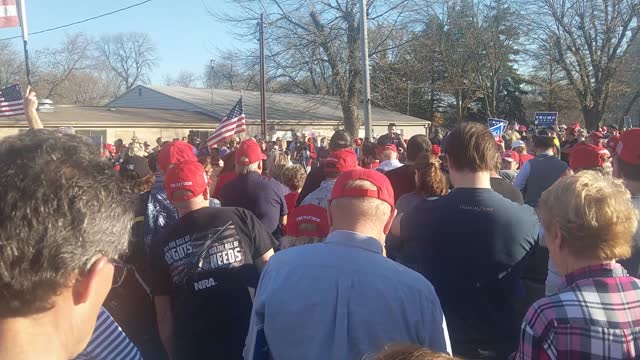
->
<box><xmin>0</xmin><ymin>85</ymin><xmax>431</xmax><ymax>145</ymax></box>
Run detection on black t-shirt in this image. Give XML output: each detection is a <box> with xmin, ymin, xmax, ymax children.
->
<box><xmin>490</xmin><ymin>177</ymin><xmax>524</xmax><ymax>204</ymax></box>
<box><xmin>150</xmin><ymin>207</ymin><xmax>276</xmax><ymax>360</ymax></box>
<box><xmin>377</xmin><ymin>133</ymin><xmax>405</xmax><ymax>150</ymax></box>
<box><xmin>400</xmin><ymin>188</ymin><xmax>538</xmax><ymax>356</ymax></box>
<box><xmin>385</xmin><ymin>164</ymin><xmax>415</xmax><ymax>201</ymax></box>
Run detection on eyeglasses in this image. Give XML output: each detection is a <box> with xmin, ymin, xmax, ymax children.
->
<box><xmin>111</xmin><ymin>259</ymin><xmax>128</xmax><ymax>288</ymax></box>
<box><xmin>109</xmin><ymin>259</ymin><xmax>152</xmax><ymax>298</ymax></box>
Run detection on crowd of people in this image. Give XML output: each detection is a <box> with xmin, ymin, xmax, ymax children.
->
<box><xmin>1</xmin><ymin>88</ymin><xmax>640</xmax><ymax>360</ymax></box>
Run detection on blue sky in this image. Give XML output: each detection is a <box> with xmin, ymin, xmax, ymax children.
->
<box><xmin>0</xmin><ymin>0</ymin><xmax>249</xmax><ymax>84</ymax></box>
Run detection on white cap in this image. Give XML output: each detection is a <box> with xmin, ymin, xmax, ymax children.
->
<box><xmin>511</xmin><ymin>140</ymin><xmax>526</xmax><ymax>149</ymax></box>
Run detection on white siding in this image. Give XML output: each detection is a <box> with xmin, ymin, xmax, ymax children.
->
<box><xmin>108</xmin><ymin>86</ymin><xmax>210</xmax><ymax>114</ymax></box>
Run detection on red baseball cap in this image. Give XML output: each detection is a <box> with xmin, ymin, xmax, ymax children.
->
<box><xmin>617</xmin><ymin>129</ymin><xmax>640</xmax><ymax>165</ymax></box>
<box><xmin>235</xmin><ymin>138</ymin><xmax>267</xmax><ymax>166</ymax></box>
<box><xmin>158</xmin><ymin>140</ymin><xmax>197</xmax><ymax>172</ymax></box>
<box><xmin>432</xmin><ymin>144</ymin><xmax>442</xmax><ymax>157</ymax></box>
<box><xmin>376</xmin><ymin>144</ymin><xmax>398</xmax><ymax>156</ymax></box>
<box><xmin>330</xmin><ymin>168</ymin><xmax>395</xmax><ymax>208</ymax></box>
<box><xmin>164</xmin><ymin>160</ymin><xmax>209</xmax><ymax>201</ymax></box>
<box><xmin>285</xmin><ymin>204</ymin><xmax>330</xmax><ymax>238</ymax></box>
<box><xmin>570</xmin><ymin>144</ymin><xmax>603</xmax><ymax>170</ymax></box>
<box><xmin>325</xmin><ymin>149</ymin><xmax>358</xmax><ymax>173</ymax></box>
<box><xmin>589</xmin><ymin>131</ymin><xmax>605</xmax><ymax>140</ymax></box>
<box><xmin>502</xmin><ymin>150</ymin><xmax>520</xmax><ymax>163</ymax></box>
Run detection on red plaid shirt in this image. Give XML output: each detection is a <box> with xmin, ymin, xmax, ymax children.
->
<box><xmin>512</xmin><ymin>262</ymin><xmax>640</xmax><ymax>359</ymax></box>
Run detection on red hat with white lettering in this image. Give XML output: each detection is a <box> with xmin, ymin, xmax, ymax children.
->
<box><xmin>502</xmin><ymin>150</ymin><xmax>520</xmax><ymax>164</ymax></box>
<box><xmin>570</xmin><ymin>144</ymin><xmax>603</xmax><ymax>171</ymax></box>
<box><xmin>330</xmin><ymin>168</ymin><xmax>395</xmax><ymax>208</ymax></box>
<box><xmin>235</xmin><ymin>138</ymin><xmax>267</xmax><ymax>166</ymax></box>
<box><xmin>165</xmin><ymin>160</ymin><xmax>209</xmax><ymax>201</ymax></box>
<box><xmin>617</xmin><ymin>129</ymin><xmax>640</xmax><ymax>165</ymax></box>
<box><xmin>158</xmin><ymin>140</ymin><xmax>197</xmax><ymax>173</ymax></box>
<box><xmin>285</xmin><ymin>204</ymin><xmax>330</xmax><ymax>238</ymax></box>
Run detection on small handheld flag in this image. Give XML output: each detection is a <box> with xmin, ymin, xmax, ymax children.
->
<box><xmin>0</xmin><ymin>0</ymin><xmax>19</xmax><ymax>28</ymax></box>
<box><xmin>487</xmin><ymin>118</ymin><xmax>508</xmax><ymax>138</ymax></box>
<box><xmin>0</xmin><ymin>84</ymin><xmax>25</xmax><ymax>117</ymax></box>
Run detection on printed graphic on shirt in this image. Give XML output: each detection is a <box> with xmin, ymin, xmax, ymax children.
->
<box><xmin>161</xmin><ymin>222</ymin><xmax>248</xmax><ymax>287</ymax></box>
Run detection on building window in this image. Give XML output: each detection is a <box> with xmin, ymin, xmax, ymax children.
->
<box><xmin>75</xmin><ymin>129</ymin><xmax>107</xmax><ymax>148</ymax></box>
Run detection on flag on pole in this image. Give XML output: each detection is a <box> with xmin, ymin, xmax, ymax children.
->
<box><xmin>0</xmin><ymin>84</ymin><xmax>25</xmax><ymax>117</ymax></box>
<box><xmin>0</xmin><ymin>0</ymin><xmax>19</xmax><ymax>28</ymax></box>
<box><xmin>207</xmin><ymin>97</ymin><xmax>246</xmax><ymax>147</ymax></box>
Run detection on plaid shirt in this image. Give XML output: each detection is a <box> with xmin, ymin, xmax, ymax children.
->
<box><xmin>512</xmin><ymin>262</ymin><xmax>640</xmax><ymax>359</ymax></box>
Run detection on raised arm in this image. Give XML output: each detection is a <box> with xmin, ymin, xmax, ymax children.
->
<box><xmin>24</xmin><ymin>86</ymin><xmax>43</xmax><ymax>129</ymax></box>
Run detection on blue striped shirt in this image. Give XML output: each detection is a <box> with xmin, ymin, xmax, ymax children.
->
<box><xmin>75</xmin><ymin>307</ymin><xmax>142</xmax><ymax>360</ymax></box>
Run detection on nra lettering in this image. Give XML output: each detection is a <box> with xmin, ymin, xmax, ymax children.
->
<box><xmin>194</xmin><ymin>277</ymin><xmax>217</xmax><ymax>291</ymax></box>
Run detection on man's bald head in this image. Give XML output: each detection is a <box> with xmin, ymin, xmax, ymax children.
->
<box><xmin>329</xmin><ymin>179</ymin><xmax>395</xmax><ymax>242</ymax></box>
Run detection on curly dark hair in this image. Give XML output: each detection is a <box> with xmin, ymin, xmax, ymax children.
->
<box><xmin>0</xmin><ymin>130</ymin><xmax>134</xmax><ymax>317</ymax></box>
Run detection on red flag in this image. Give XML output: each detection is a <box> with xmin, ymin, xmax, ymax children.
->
<box><xmin>0</xmin><ymin>0</ymin><xmax>19</xmax><ymax>28</ymax></box>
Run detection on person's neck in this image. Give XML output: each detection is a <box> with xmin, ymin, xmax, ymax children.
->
<box><xmin>452</xmin><ymin>170</ymin><xmax>492</xmax><ymax>189</ymax></box>
<box><xmin>560</xmin><ymin>257</ymin><xmax>615</xmax><ymax>277</ymax></box>
<box><xmin>331</xmin><ymin>226</ymin><xmax>386</xmax><ymax>255</ymax></box>
<box><xmin>0</xmin><ymin>315</ymin><xmax>70</xmax><ymax>360</ymax></box>
<box><xmin>623</xmin><ymin>179</ymin><xmax>640</xmax><ymax>196</ymax></box>
<box><xmin>536</xmin><ymin>149</ymin><xmax>554</xmax><ymax>156</ymax></box>
<box><xmin>177</xmin><ymin>200</ymin><xmax>209</xmax><ymax>217</ymax></box>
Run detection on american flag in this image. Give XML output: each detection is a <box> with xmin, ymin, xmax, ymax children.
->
<box><xmin>0</xmin><ymin>0</ymin><xmax>19</xmax><ymax>28</ymax></box>
<box><xmin>0</xmin><ymin>84</ymin><xmax>25</xmax><ymax>117</ymax></box>
<box><xmin>206</xmin><ymin>97</ymin><xmax>246</xmax><ymax>147</ymax></box>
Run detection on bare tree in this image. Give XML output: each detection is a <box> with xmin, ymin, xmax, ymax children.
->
<box><xmin>164</xmin><ymin>70</ymin><xmax>199</xmax><ymax>87</ymax></box>
<box><xmin>203</xmin><ymin>49</ymin><xmax>259</xmax><ymax>91</ymax></box>
<box><xmin>96</xmin><ymin>32</ymin><xmax>159</xmax><ymax>91</ymax></box>
<box><xmin>213</xmin><ymin>0</ymin><xmax>416</xmax><ymax>136</ymax></box>
<box><xmin>0</xmin><ymin>42</ymin><xmax>23</xmax><ymax>89</ymax></box>
<box><xmin>526</xmin><ymin>0</ymin><xmax>640</xmax><ymax>130</ymax></box>
<box><xmin>31</xmin><ymin>33</ymin><xmax>94</xmax><ymax>99</ymax></box>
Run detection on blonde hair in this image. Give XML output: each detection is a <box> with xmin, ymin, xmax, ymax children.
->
<box><xmin>281</xmin><ymin>164</ymin><xmax>307</xmax><ymax>192</ymax></box>
<box><xmin>369</xmin><ymin>344</ymin><xmax>460</xmax><ymax>360</ymax></box>
<box><xmin>539</xmin><ymin>171</ymin><xmax>639</xmax><ymax>261</ymax></box>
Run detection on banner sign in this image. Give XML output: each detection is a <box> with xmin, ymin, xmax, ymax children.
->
<box><xmin>487</xmin><ymin>118</ymin><xmax>508</xmax><ymax>138</ymax></box>
<box><xmin>534</xmin><ymin>112</ymin><xmax>558</xmax><ymax>127</ymax></box>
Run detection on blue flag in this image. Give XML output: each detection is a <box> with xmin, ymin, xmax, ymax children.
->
<box><xmin>487</xmin><ymin>118</ymin><xmax>508</xmax><ymax>137</ymax></box>
<box><xmin>534</xmin><ymin>112</ymin><xmax>558</xmax><ymax>127</ymax></box>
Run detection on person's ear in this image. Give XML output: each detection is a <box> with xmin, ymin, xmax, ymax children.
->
<box><xmin>383</xmin><ymin>208</ymin><xmax>398</xmax><ymax>235</ymax></box>
<box><xmin>72</xmin><ymin>256</ymin><xmax>114</xmax><ymax>306</ymax></box>
<box><xmin>203</xmin><ymin>186</ymin><xmax>210</xmax><ymax>200</ymax></box>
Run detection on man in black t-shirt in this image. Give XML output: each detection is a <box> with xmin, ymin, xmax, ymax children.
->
<box><xmin>151</xmin><ymin>160</ymin><xmax>276</xmax><ymax>360</ymax></box>
<box><xmin>399</xmin><ymin>123</ymin><xmax>538</xmax><ymax>359</ymax></box>
<box><xmin>376</xmin><ymin>123</ymin><xmax>407</xmax><ymax>151</ymax></box>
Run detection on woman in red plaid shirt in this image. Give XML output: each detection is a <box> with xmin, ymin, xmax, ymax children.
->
<box><xmin>512</xmin><ymin>171</ymin><xmax>640</xmax><ymax>359</ymax></box>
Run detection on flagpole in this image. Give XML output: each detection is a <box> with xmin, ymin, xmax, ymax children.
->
<box><xmin>16</xmin><ymin>0</ymin><xmax>31</xmax><ymax>85</ymax></box>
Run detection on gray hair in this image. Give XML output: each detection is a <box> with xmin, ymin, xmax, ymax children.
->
<box><xmin>0</xmin><ymin>130</ymin><xmax>134</xmax><ymax>317</ymax></box>
<box><xmin>236</xmin><ymin>161</ymin><xmax>261</xmax><ymax>175</ymax></box>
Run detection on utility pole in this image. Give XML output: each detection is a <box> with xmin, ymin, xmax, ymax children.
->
<box><xmin>406</xmin><ymin>81</ymin><xmax>410</xmax><ymax>116</ymax></box>
<box><xmin>359</xmin><ymin>0</ymin><xmax>373</xmax><ymax>139</ymax></box>
<box><xmin>211</xmin><ymin>59</ymin><xmax>216</xmax><ymax>111</ymax></box>
<box><xmin>259</xmin><ymin>13</ymin><xmax>267</xmax><ymax>139</ymax></box>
